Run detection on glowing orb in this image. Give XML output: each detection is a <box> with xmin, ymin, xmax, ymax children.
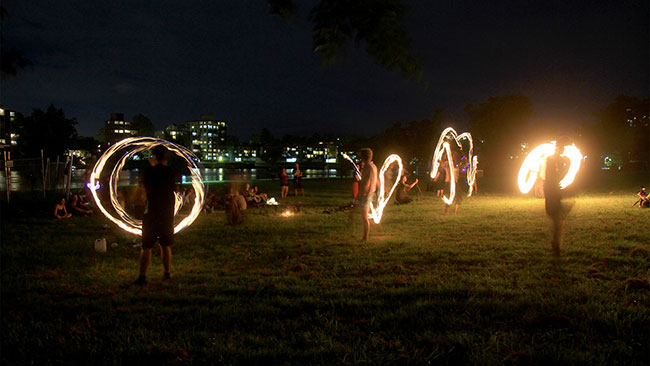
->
<box><xmin>430</xmin><ymin>127</ymin><xmax>478</xmax><ymax>205</ymax></box>
<box><xmin>87</xmin><ymin>181</ymin><xmax>101</xmax><ymax>190</ymax></box>
<box><xmin>341</xmin><ymin>153</ymin><xmax>362</xmax><ymax>180</ymax></box>
<box><xmin>369</xmin><ymin>154</ymin><xmax>403</xmax><ymax>224</ymax></box>
<box><xmin>89</xmin><ymin>137</ymin><xmax>205</xmax><ymax>235</ymax></box>
<box><xmin>517</xmin><ymin>141</ymin><xmax>583</xmax><ymax>194</ymax></box>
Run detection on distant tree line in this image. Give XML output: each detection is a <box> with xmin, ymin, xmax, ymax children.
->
<box><xmin>8</xmin><ymin>93</ymin><xmax>648</xmax><ymax>177</ymax></box>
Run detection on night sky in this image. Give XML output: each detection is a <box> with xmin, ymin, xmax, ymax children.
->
<box><xmin>2</xmin><ymin>0</ymin><xmax>648</xmax><ymax>139</ymax></box>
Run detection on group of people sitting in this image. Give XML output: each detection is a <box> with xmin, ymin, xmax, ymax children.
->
<box><xmin>54</xmin><ymin>189</ymin><xmax>95</xmax><ymax>220</ymax></box>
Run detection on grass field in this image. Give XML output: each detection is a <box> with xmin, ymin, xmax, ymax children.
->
<box><xmin>1</xmin><ymin>173</ymin><xmax>649</xmax><ymax>365</ymax></box>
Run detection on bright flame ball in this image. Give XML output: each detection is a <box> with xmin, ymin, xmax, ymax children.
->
<box><xmin>517</xmin><ymin>141</ymin><xmax>583</xmax><ymax>194</ymax></box>
<box><xmin>89</xmin><ymin>137</ymin><xmax>205</xmax><ymax>236</ymax></box>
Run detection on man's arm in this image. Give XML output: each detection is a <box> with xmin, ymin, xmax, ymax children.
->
<box><xmin>406</xmin><ymin>178</ymin><xmax>419</xmax><ymax>190</ymax></box>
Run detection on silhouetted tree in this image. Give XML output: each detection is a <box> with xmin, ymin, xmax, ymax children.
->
<box><xmin>465</xmin><ymin>94</ymin><xmax>533</xmax><ymax>172</ymax></box>
<box><xmin>594</xmin><ymin>95</ymin><xmax>649</xmax><ymax>168</ymax></box>
<box><xmin>267</xmin><ymin>0</ymin><xmax>421</xmax><ymax>79</ymax></box>
<box><xmin>15</xmin><ymin>105</ymin><xmax>78</xmax><ymax>158</ymax></box>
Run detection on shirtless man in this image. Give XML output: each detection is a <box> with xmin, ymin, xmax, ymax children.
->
<box><xmin>358</xmin><ymin>148</ymin><xmax>378</xmax><ymax>241</ymax></box>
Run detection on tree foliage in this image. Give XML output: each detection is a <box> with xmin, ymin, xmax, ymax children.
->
<box><xmin>368</xmin><ymin>109</ymin><xmax>445</xmax><ymax>167</ymax></box>
<box><xmin>465</xmin><ymin>95</ymin><xmax>533</xmax><ymax>170</ymax></box>
<box><xmin>267</xmin><ymin>0</ymin><xmax>421</xmax><ymax>79</ymax></box>
<box><xmin>16</xmin><ymin>105</ymin><xmax>78</xmax><ymax>158</ymax></box>
<box><xmin>594</xmin><ymin>95</ymin><xmax>649</xmax><ymax>161</ymax></box>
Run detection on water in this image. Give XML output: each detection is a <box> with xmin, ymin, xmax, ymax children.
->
<box><xmin>0</xmin><ymin>167</ymin><xmax>352</xmax><ymax>191</ymax></box>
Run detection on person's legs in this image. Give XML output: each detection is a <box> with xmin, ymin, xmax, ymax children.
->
<box><xmin>454</xmin><ymin>204</ymin><xmax>459</xmax><ymax>215</ymax></box>
<box><xmin>361</xmin><ymin>206</ymin><xmax>370</xmax><ymax>241</ymax></box>
<box><xmin>444</xmin><ymin>204</ymin><xmax>450</xmax><ymax>214</ymax></box>
<box><xmin>301</xmin><ymin>188</ymin><xmax>304</xmax><ymax>196</ymax></box>
<box><xmin>551</xmin><ymin>216</ymin><xmax>564</xmax><ymax>256</ymax></box>
<box><xmin>138</xmin><ymin>248</ymin><xmax>152</xmax><ymax>277</ymax></box>
<box><xmin>161</xmin><ymin>245</ymin><xmax>172</xmax><ymax>277</ymax></box>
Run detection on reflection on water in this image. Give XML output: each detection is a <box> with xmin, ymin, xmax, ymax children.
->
<box><xmin>1</xmin><ymin>167</ymin><xmax>353</xmax><ymax>191</ymax></box>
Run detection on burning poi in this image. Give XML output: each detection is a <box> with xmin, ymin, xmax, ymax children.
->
<box><xmin>368</xmin><ymin>154</ymin><xmax>403</xmax><ymax>224</ymax></box>
<box><xmin>89</xmin><ymin>137</ymin><xmax>205</xmax><ymax>235</ymax></box>
<box><xmin>430</xmin><ymin>127</ymin><xmax>478</xmax><ymax>205</ymax></box>
<box><xmin>517</xmin><ymin>141</ymin><xmax>583</xmax><ymax>194</ymax></box>
<box><xmin>343</xmin><ymin>152</ymin><xmax>403</xmax><ymax>224</ymax></box>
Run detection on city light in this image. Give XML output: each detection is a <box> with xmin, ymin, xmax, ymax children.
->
<box><xmin>89</xmin><ymin>137</ymin><xmax>205</xmax><ymax>235</ymax></box>
<box><xmin>517</xmin><ymin>141</ymin><xmax>583</xmax><ymax>194</ymax></box>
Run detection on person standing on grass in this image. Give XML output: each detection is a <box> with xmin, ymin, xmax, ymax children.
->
<box><xmin>544</xmin><ymin>138</ymin><xmax>571</xmax><ymax>256</ymax></box>
<box><xmin>135</xmin><ymin>145</ymin><xmax>177</xmax><ymax>285</ymax></box>
<box><xmin>358</xmin><ymin>148</ymin><xmax>378</xmax><ymax>241</ymax></box>
<box><xmin>293</xmin><ymin>163</ymin><xmax>304</xmax><ymax>196</ymax></box>
<box><xmin>279</xmin><ymin>168</ymin><xmax>289</xmax><ymax>198</ymax></box>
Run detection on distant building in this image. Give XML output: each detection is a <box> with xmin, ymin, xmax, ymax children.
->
<box><xmin>231</xmin><ymin>144</ymin><xmax>258</xmax><ymax>162</ymax></box>
<box><xmin>282</xmin><ymin>141</ymin><xmax>339</xmax><ymax>163</ymax></box>
<box><xmin>155</xmin><ymin>123</ymin><xmax>190</xmax><ymax>147</ymax></box>
<box><xmin>0</xmin><ymin>107</ymin><xmax>19</xmax><ymax>149</ymax></box>
<box><xmin>104</xmin><ymin>113</ymin><xmax>137</xmax><ymax>146</ymax></box>
<box><xmin>186</xmin><ymin>115</ymin><xmax>227</xmax><ymax>161</ymax></box>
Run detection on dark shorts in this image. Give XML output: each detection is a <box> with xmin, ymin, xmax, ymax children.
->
<box><xmin>281</xmin><ymin>183</ymin><xmax>289</xmax><ymax>187</ymax></box>
<box><xmin>293</xmin><ymin>179</ymin><xmax>303</xmax><ymax>189</ymax></box>
<box><xmin>142</xmin><ymin>213</ymin><xmax>174</xmax><ymax>248</ymax></box>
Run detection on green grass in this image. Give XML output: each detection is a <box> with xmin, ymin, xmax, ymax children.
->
<box><xmin>1</xmin><ymin>176</ymin><xmax>649</xmax><ymax>365</ymax></box>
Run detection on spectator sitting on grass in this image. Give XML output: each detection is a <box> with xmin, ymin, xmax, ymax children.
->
<box><xmin>71</xmin><ymin>191</ymin><xmax>93</xmax><ymax>216</ymax></box>
<box><xmin>250</xmin><ymin>185</ymin><xmax>268</xmax><ymax>204</ymax></box>
<box><xmin>54</xmin><ymin>198</ymin><xmax>72</xmax><ymax>220</ymax></box>
<box><xmin>396</xmin><ymin>174</ymin><xmax>419</xmax><ymax>205</ymax></box>
<box><xmin>637</xmin><ymin>186</ymin><xmax>649</xmax><ymax>208</ymax></box>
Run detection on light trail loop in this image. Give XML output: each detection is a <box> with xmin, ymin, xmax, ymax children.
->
<box><xmin>89</xmin><ymin>137</ymin><xmax>205</xmax><ymax>236</ymax></box>
<box><xmin>517</xmin><ymin>141</ymin><xmax>583</xmax><ymax>194</ymax></box>
<box><xmin>369</xmin><ymin>154</ymin><xmax>403</xmax><ymax>224</ymax></box>
<box><xmin>430</xmin><ymin>127</ymin><xmax>478</xmax><ymax>205</ymax></box>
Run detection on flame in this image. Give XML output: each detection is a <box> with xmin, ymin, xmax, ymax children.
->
<box><xmin>89</xmin><ymin>137</ymin><xmax>205</xmax><ymax>235</ymax></box>
<box><xmin>430</xmin><ymin>127</ymin><xmax>478</xmax><ymax>204</ymax></box>
<box><xmin>517</xmin><ymin>141</ymin><xmax>583</xmax><ymax>193</ymax></box>
<box><xmin>368</xmin><ymin>154</ymin><xmax>403</xmax><ymax>224</ymax></box>
<box><xmin>341</xmin><ymin>152</ymin><xmax>362</xmax><ymax>180</ymax></box>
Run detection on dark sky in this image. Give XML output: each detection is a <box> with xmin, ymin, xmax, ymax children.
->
<box><xmin>2</xmin><ymin>0</ymin><xmax>648</xmax><ymax>139</ymax></box>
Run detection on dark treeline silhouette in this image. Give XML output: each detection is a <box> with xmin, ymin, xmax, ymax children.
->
<box><xmin>8</xmin><ymin>94</ymin><xmax>648</xmax><ymax>177</ymax></box>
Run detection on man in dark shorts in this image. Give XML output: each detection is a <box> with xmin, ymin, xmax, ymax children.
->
<box><xmin>134</xmin><ymin>145</ymin><xmax>177</xmax><ymax>285</ymax></box>
<box><xmin>544</xmin><ymin>139</ymin><xmax>570</xmax><ymax>256</ymax></box>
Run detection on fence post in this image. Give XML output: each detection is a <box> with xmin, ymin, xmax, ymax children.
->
<box><xmin>41</xmin><ymin>149</ymin><xmax>46</xmax><ymax>198</ymax></box>
<box><xmin>65</xmin><ymin>154</ymin><xmax>74</xmax><ymax>199</ymax></box>
<box><xmin>55</xmin><ymin>155</ymin><xmax>60</xmax><ymax>190</ymax></box>
<box><xmin>45</xmin><ymin>157</ymin><xmax>50</xmax><ymax>192</ymax></box>
<box><xmin>3</xmin><ymin>150</ymin><xmax>10</xmax><ymax>202</ymax></box>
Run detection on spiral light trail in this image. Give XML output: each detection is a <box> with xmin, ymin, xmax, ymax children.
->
<box><xmin>89</xmin><ymin>137</ymin><xmax>205</xmax><ymax>236</ymax></box>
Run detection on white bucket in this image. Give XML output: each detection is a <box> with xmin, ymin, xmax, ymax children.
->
<box><xmin>94</xmin><ymin>238</ymin><xmax>107</xmax><ymax>253</ymax></box>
